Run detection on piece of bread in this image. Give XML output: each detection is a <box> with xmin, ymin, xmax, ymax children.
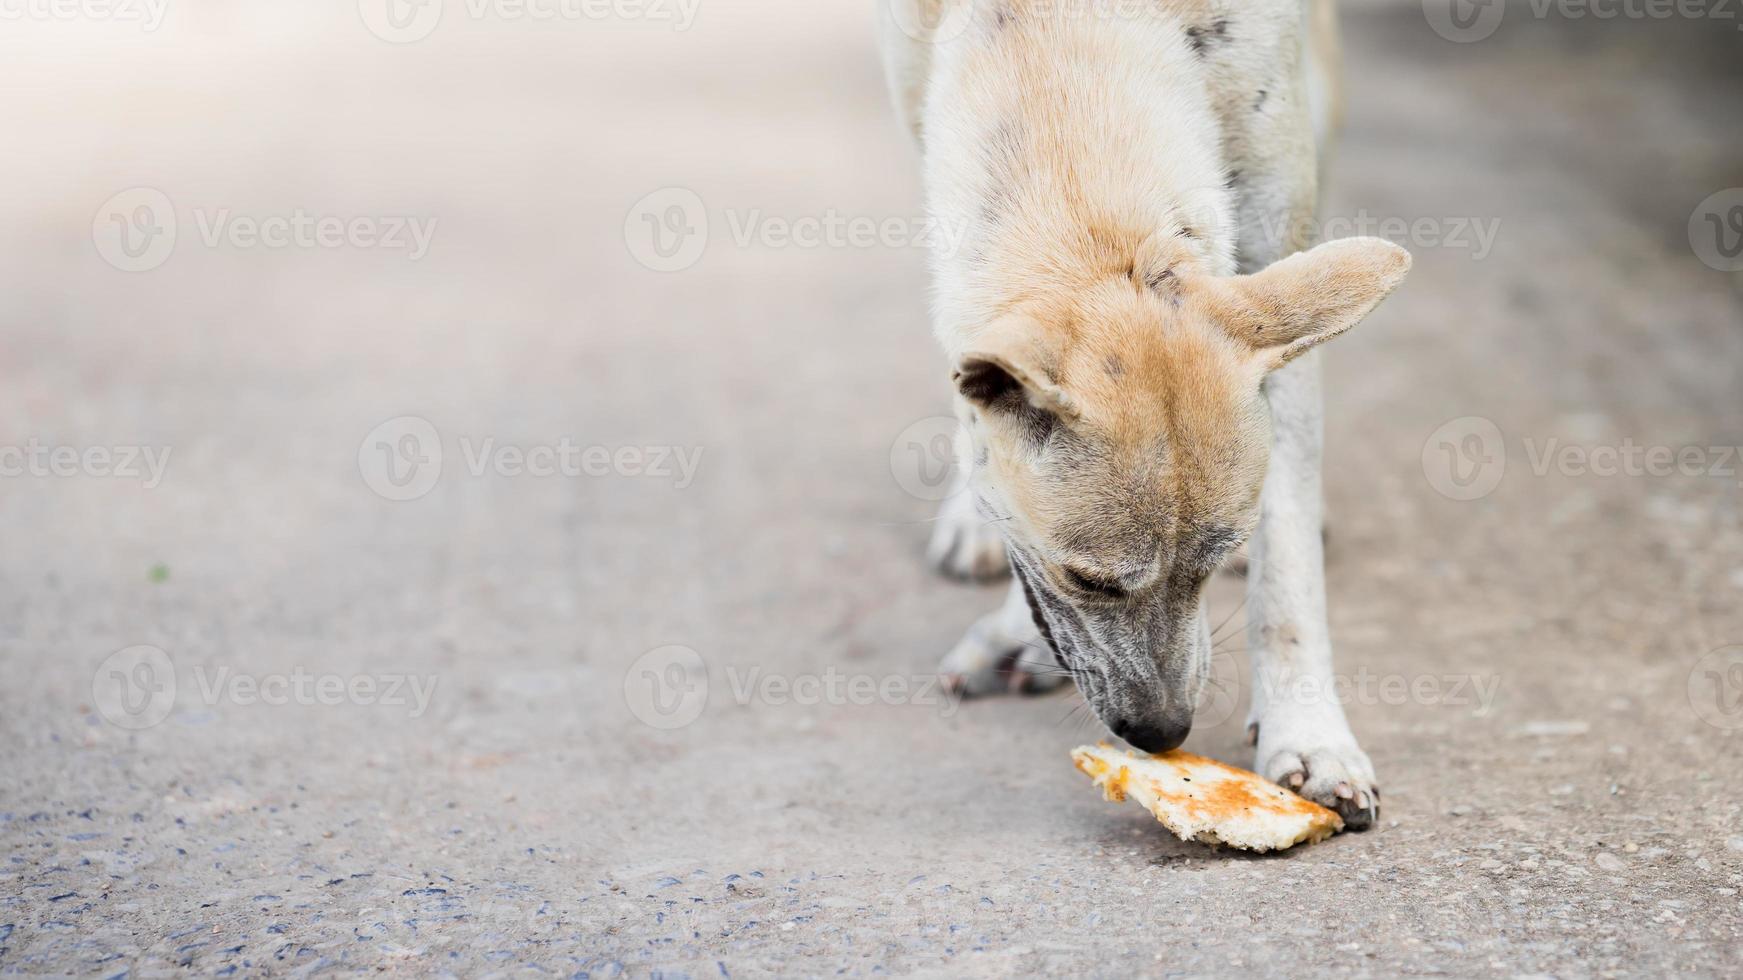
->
<box><xmin>1071</xmin><ymin>744</ymin><xmax>1343</xmax><ymax>852</ymax></box>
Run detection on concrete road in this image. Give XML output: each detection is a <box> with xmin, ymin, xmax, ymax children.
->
<box><xmin>3</xmin><ymin>1</ymin><xmax>1742</xmax><ymax>975</ymax></box>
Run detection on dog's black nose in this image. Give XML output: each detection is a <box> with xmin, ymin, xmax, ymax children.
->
<box><xmin>1113</xmin><ymin>718</ymin><xmax>1192</xmax><ymax>754</ymax></box>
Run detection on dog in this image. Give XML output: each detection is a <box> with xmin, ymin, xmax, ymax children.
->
<box><xmin>878</xmin><ymin>0</ymin><xmax>1409</xmax><ymax>828</ymax></box>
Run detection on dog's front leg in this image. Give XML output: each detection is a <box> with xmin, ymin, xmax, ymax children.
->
<box><xmin>1244</xmin><ymin>349</ymin><xmax>1380</xmax><ymax>829</ymax></box>
<box><xmin>939</xmin><ymin>579</ymin><xmax>1068</xmax><ymax>698</ymax></box>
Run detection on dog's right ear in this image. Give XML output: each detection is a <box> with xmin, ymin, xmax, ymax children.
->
<box><xmin>953</xmin><ymin>315</ymin><xmax>1075</xmax><ymax>421</ymax></box>
<box><xmin>1209</xmin><ymin>236</ymin><xmax>1412</xmax><ymax>371</ymax></box>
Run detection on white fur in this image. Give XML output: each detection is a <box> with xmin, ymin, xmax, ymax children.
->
<box><xmin>881</xmin><ymin>0</ymin><xmax>1384</xmax><ymax>823</ymax></box>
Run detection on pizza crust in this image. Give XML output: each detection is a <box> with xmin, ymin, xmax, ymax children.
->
<box><xmin>1072</xmin><ymin>744</ymin><xmax>1343</xmax><ymax>852</ymax></box>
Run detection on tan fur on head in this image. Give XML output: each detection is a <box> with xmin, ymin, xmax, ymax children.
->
<box><xmin>953</xmin><ymin>236</ymin><xmax>1409</xmax><ymax>578</ymax></box>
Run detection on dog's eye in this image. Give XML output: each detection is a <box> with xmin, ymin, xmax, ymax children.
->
<box><xmin>1061</xmin><ymin>566</ymin><xmax>1125</xmax><ymax>599</ymax></box>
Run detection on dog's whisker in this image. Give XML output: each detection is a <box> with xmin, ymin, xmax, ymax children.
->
<box><xmin>1057</xmin><ymin>698</ymin><xmax>1091</xmax><ymax>729</ymax></box>
<box><xmin>1210</xmin><ymin>593</ymin><xmax>1249</xmax><ymax>643</ymax></box>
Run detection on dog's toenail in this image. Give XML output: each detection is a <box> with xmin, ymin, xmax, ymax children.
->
<box><xmin>1335</xmin><ymin>782</ymin><xmax>1354</xmax><ymax>800</ymax></box>
<box><xmin>1287</xmin><ymin>773</ymin><xmax>1305</xmax><ymax>789</ymax></box>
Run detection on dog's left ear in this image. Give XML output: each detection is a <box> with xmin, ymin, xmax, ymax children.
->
<box><xmin>1209</xmin><ymin>237</ymin><xmax>1412</xmax><ymax>370</ymax></box>
<box><xmin>952</xmin><ymin>314</ymin><xmax>1076</xmax><ymax>420</ymax></box>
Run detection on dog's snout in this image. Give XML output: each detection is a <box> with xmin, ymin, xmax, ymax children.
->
<box><xmin>1112</xmin><ymin>717</ymin><xmax>1192</xmax><ymax>754</ymax></box>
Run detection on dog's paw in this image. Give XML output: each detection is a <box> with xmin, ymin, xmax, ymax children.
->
<box><xmin>926</xmin><ymin>493</ymin><xmax>1009</xmax><ymax>581</ymax></box>
<box><xmin>938</xmin><ymin>612</ymin><xmax>1066</xmax><ymax>699</ymax></box>
<box><xmin>1251</xmin><ymin>723</ymin><xmax>1380</xmax><ymax>831</ymax></box>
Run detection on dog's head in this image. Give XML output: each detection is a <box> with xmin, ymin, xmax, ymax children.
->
<box><xmin>953</xmin><ymin>236</ymin><xmax>1410</xmax><ymax>752</ymax></box>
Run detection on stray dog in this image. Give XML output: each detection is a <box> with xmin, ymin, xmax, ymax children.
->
<box><xmin>879</xmin><ymin>0</ymin><xmax>1409</xmax><ymax>828</ymax></box>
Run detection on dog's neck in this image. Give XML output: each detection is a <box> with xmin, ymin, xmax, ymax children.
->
<box><xmin>922</xmin><ymin>10</ymin><xmax>1238</xmax><ymax>358</ymax></box>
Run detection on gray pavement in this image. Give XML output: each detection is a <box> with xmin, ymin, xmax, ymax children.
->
<box><xmin>3</xmin><ymin>1</ymin><xmax>1743</xmax><ymax>976</ymax></box>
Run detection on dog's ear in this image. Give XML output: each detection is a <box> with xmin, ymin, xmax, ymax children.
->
<box><xmin>953</xmin><ymin>315</ymin><xmax>1075</xmax><ymax>421</ymax></box>
<box><xmin>1210</xmin><ymin>237</ymin><xmax>1411</xmax><ymax>370</ymax></box>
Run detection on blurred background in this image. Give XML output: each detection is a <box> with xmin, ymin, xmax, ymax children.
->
<box><xmin>3</xmin><ymin>0</ymin><xmax>1742</xmax><ymax>975</ymax></box>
